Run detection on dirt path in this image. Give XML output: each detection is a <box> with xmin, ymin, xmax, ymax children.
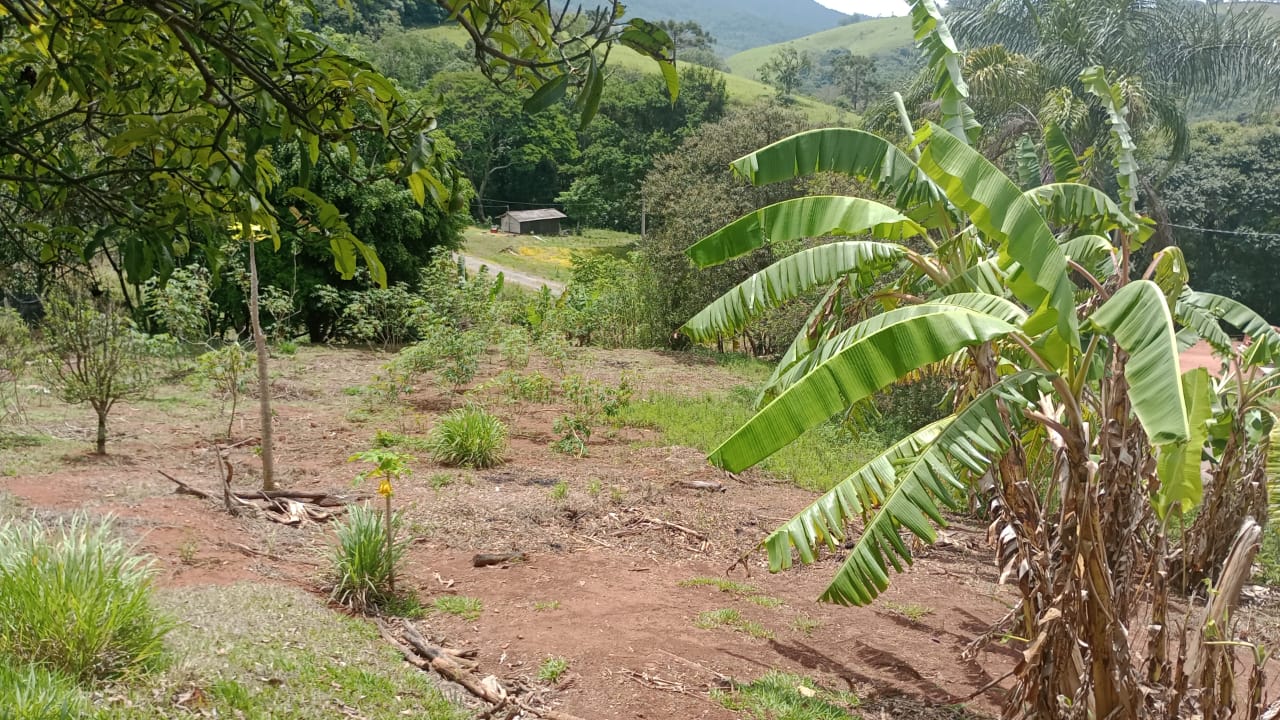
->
<box><xmin>0</xmin><ymin>346</ymin><xmax>1039</xmax><ymax>718</ymax></box>
<box><xmin>458</xmin><ymin>252</ymin><xmax>565</xmax><ymax>293</ymax></box>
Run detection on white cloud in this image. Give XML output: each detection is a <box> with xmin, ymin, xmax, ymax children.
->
<box><xmin>814</xmin><ymin>0</ymin><xmax>913</xmax><ymax>17</ymax></box>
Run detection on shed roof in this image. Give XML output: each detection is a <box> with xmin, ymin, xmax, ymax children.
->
<box><xmin>501</xmin><ymin>208</ymin><xmax>567</xmax><ymax>222</ymax></box>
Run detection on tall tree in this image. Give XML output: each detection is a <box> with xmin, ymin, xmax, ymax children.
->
<box><xmin>758</xmin><ymin>45</ymin><xmax>813</xmax><ymax>99</ymax></box>
<box><xmin>824</xmin><ymin>50</ymin><xmax>884</xmax><ymax>111</ymax></box>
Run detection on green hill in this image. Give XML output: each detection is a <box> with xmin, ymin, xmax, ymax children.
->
<box><xmin>727</xmin><ymin>16</ymin><xmax>917</xmax><ymax>85</ymax></box>
<box><xmin>420</xmin><ymin>25</ymin><xmax>849</xmax><ymax>123</ymax></box>
<box><xmin>601</xmin><ymin>0</ymin><xmax>851</xmax><ymax>55</ymax></box>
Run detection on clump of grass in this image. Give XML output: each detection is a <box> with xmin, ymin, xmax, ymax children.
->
<box><xmin>791</xmin><ymin>615</ymin><xmax>822</xmax><ymax>636</ymax></box>
<box><xmin>331</xmin><ymin>504</ymin><xmax>407</xmax><ymax>614</ymax></box>
<box><xmin>373</xmin><ymin>429</ymin><xmax>431</xmax><ymax>452</ymax></box>
<box><xmin>0</xmin><ymin>514</ymin><xmax>170</xmax><ymax>683</ymax></box>
<box><xmin>427</xmin><ymin>405</ymin><xmax>507</xmax><ymax>468</ymax></box>
<box><xmin>432</xmin><ymin>596</ymin><xmax>483</xmax><ymax>622</ymax></box>
<box><xmin>586</xmin><ymin>479</ymin><xmax>603</xmax><ymax>497</ymax></box>
<box><xmin>881</xmin><ymin>601</ymin><xmax>934</xmax><ymax>623</ymax></box>
<box><xmin>748</xmin><ymin>595</ymin><xmax>784</xmax><ymax>608</ymax></box>
<box><xmin>532</xmin><ymin>600</ymin><xmax>561</xmax><ymax>612</ymax></box>
<box><xmin>712</xmin><ymin>671</ymin><xmax>859</xmax><ymax>720</ymax></box>
<box><xmin>538</xmin><ymin>657</ymin><xmax>569</xmax><ymax>684</ymax></box>
<box><xmin>550</xmin><ymin>479</ymin><xmax>569</xmax><ymax>501</ymax></box>
<box><xmin>694</xmin><ymin>609</ymin><xmax>774</xmax><ymax>639</ymax></box>
<box><xmin>430</xmin><ymin>472</ymin><xmax>454</xmax><ymax>490</ymax></box>
<box><xmin>679</xmin><ymin>576</ymin><xmax>759</xmax><ymax>595</ymax></box>
<box><xmin>0</xmin><ymin>662</ymin><xmax>85</xmax><ymax>719</ymax></box>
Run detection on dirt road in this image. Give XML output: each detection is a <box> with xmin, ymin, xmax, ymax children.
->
<box><xmin>458</xmin><ymin>253</ymin><xmax>565</xmax><ymax>294</ymax></box>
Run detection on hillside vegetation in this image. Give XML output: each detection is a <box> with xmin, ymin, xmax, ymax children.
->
<box><xmin>420</xmin><ymin>25</ymin><xmax>848</xmax><ymax>123</ymax></box>
<box><xmin>727</xmin><ymin>15</ymin><xmax>917</xmax><ymax>84</ymax></box>
<box><xmin>603</xmin><ymin>0</ymin><xmax>850</xmax><ymax>54</ymax></box>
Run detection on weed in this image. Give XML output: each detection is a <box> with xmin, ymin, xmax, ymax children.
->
<box><xmin>679</xmin><ymin>576</ymin><xmax>759</xmax><ymax>596</ymax></box>
<box><xmin>712</xmin><ymin>671</ymin><xmax>859</xmax><ymax>720</ymax></box>
<box><xmin>551</xmin><ymin>415</ymin><xmax>591</xmax><ymax>456</ymax></box>
<box><xmin>0</xmin><ymin>514</ymin><xmax>170</xmax><ymax>682</ymax></box>
<box><xmin>373</xmin><ymin>429</ymin><xmax>432</xmax><ymax>452</ymax></box>
<box><xmin>430</xmin><ymin>472</ymin><xmax>454</xmax><ymax>490</ymax></box>
<box><xmin>749</xmin><ymin>595</ymin><xmax>784</xmax><ymax>608</ymax></box>
<box><xmin>694</xmin><ymin>609</ymin><xmax>774</xmax><ymax>639</ymax></box>
<box><xmin>432</xmin><ymin>596</ymin><xmax>483</xmax><ymax>622</ymax></box>
<box><xmin>791</xmin><ymin>615</ymin><xmax>822</xmax><ymax>636</ymax></box>
<box><xmin>342</xmin><ymin>386</ymin><xmax>364</xmax><ymax>396</ymax></box>
<box><xmin>490</xmin><ymin>370</ymin><xmax>554</xmax><ymax>404</ymax></box>
<box><xmin>331</xmin><ymin>504</ymin><xmax>407</xmax><ymax>613</ymax></box>
<box><xmin>533</xmin><ymin>600</ymin><xmax>561</xmax><ymax>612</ymax></box>
<box><xmin>882</xmin><ymin>601</ymin><xmax>934</xmax><ymax>622</ymax></box>
<box><xmin>0</xmin><ymin>661</ymin><xmax>85</xmax><ymax>719</ymax></box>
<box><xmin>276</xmin><ymin>340</ymin><xmax>299</xmax><ymax>356</ymax></box>
<box><xmin>550</xmin><ymin>480</ymin><xmax>570</xmax><ymax>501</ymax></box>
<box><xmin>428</xmin><ymin>405</ymin><xmax>507</xmax><ymax>469</ymax></box>
<box><xmin>586</xmin><ymin>478</ymin><xmax>603</xmax><ymax>497</ymax></box>
<box><xmin>609</xmin><ymin>485</ymin><xmax>626</xmax><ymax>505</ymax></box>
<box><xmin>178</xmin><ymin>538</ymin><xmax>199</xmax><ymax>565</ymax></box>
<box><xmin>538</xmin><ymin>656</ymin><xmax>569</xmax><ymax>684</ymax></box>
<box><xmin>499</xmin><ymin>327</ymin><xmax>531</xmax><ymax>369</ymax></box>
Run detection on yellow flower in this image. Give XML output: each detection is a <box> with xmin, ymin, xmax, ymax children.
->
<box><xmin>378</xmin><ymin>478</ymin><xmax>393</xmax><ymax>497</ymax></box>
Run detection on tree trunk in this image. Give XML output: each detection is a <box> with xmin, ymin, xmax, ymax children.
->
<box><xmin>248</xmin><ymin>240</ymin><xmax>276</xmax><ymax>491</ymax></box>
<box><xmin>94</xmin><ymin>404</ymin><xmax>107</xmax><ymax>455</ymax></box>
<box><xmin>385</xmin><ymin>491</ymin><xmax>395</xmax><ymax>593</ymax></box>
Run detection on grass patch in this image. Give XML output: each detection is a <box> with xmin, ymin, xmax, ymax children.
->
<box><xmin>619</xmin><ymin>387</ymin><xmax>886</xmax><ymax>492</ymax></box>
<box><xmin>748</xmin><ymin>595</ymin><xmax>784</xmax><ymax>608</ymax></box>
<box><xmin>432</xmin><ymin>595</ymin><xmax>483</xmax><ymax>621</ymax></box>
<box><xmin>331</xmin><ymin>504</ymin><xmax>406</xmax><ymax>614</ymax></box>
<box><xmin>462</xmin><ymin>227</ymin><xmax>637</xmax><ymax>283</ymax></box>
<box><xmin>532</xmin><ymin>600</ymin><xmax>561</xmax><ymax>612</ymax></box>
<box><xmin>0</xmin><ymin>661</ymin><xmax>87</xmax><ymax>718</ymax></box>
<box><xmin>792</xmin><ymin>615</ymin><xmax>822</xmax><ymax>636</ymax></box>
<box><xmin>712</xmin><ymin>670</ymin><xmax>860</xmax><ymax>720</ymax></box>
<box><xmin>0</xmin><ymin>514</ymin><xmax>170</xmax><ymax>683</ymax></box>
<box><xmin>679</xmin><ymin>576</ymin><xmax>759</xmax><ymax>595</ymax></box>
<box><xmin>373</xmin><ymin>429</ymin><xmax>431</xmax><ymax>452</ymax></box>
<box><xmin>99</xmin><ymin>583</ymin><xmax>469</xmax><ymax>719</ymax></box>
<box><xmin>427</xmin><ymin>405</ymin><xmax>507</xmax><ymax>469</ymax></box>
<box><xmin>537</xmin><ymin>656</ymin><xmax>569</xmax><ymax>684</ymax></box>
<box><xmin>694</xmin><ymin>609</ymin><xmax>774</xmax><ymax>640</ymax></box>
<box><xmin>881</xmin><ymin>601</ymin><xmax>934</xmax><ymax>623</ymax></box>
<box><xmin>549</xmin><ymin>479</ymin><xmax>569</xmax><ymax>501</ymax></box>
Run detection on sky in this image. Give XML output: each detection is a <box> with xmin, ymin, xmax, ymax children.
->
<box><xmin>814</xmin><ymin>0</ymin><xmax>912</xmax><ymax>16</ymax></box>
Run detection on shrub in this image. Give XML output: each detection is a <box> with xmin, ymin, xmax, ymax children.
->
<box><xmin>196</xmin><ymin>343</ymin><xmax>255</xmax><ymax>438</ymax></box>
<box><xmin>0</xmin><ymin>307</ymin><xmax>35</xmax><ymax>422</ymax></box>
<box><xmin>0</xmin><ymin>662</ymin><xmax>85</xmax><ymax>719</ymax></box>
<box><xmin>498</xmin><ymin>326</ymin><xmax>531</xmax><ymax>369</ymax></box>
<box><xmin>144</xmin><ymin>264</ymin><xmax>215</xmax><ymax>344</ymax></box>
<box><xmin>331</xmin><ymin>503</ymin><xmax>407</xmax><ymax>613</ymax></box>
<box><xmin>339</xmin><ymin>283</ymin><xmax>422</xmax><ymax>348</ymax></box>
<box><xmin>551</xmin><ymin>374</ymin><xmax>633</xmax><ymax>457</ymax></box>
<box><xmin>427</xmin><ymin>405</ymin><xmax>507</xmax><ymax>468</ymax></box>
<box><xmin>0</xmin><ymin>515</ymin><xmax>169</xmax><ymax>683</ymax></box>
<box><xmin>39</xmin><ymin>297</ymin><xmax>156</xmax><ymax>454</ymax></box>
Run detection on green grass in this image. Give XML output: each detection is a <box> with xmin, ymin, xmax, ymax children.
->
<box><xmin>373</xmin><ymin>429</ymin><xmax>432</xmax><ymax>453</ymax></box>
<box><xmin>0</xmin><ymin>514</ymin><xmax>170</xmax><ymax>683</ymax></box>
<box><xmin>0</xmin><ymin>661</ymin><xmax>86</xmax><ymax>719</ymax></box>
<box><xmin>532</xmin><ymin>600</ymin><xmax>561</xmax><ymax>612</ymax></box>
<box><xmin>549</xmin><ymin>479</ymin><xmax>570</xmax><ymax>501</ymax></box>
<box><xmin>791</xmin><ymin>615</ymin><xmax>822</xmax><ymax>637</ymax></box>
<box><xmin>619</xmin><ymin>386</ymin><xmax>887</xmax><ymax>492</ymax></box>
<box><xmin>427</xmin><ymin>405</ymin><xmax>507</xmax><ymax>469</ymax></box>
<box><xmin>432</xmin><ymin>595</ymin><xmax>484</xmax><ymax>622</ymax></box>
<box><xmin>712</xmin><ymin>671</ymin><xmax>860</xmax><ymax>720</ymax></box>
<box><xmin>727</xmin><ymin>16</ymin><xmax>916</xmax><ymax>84</ymax></box>
<box><xmin>881</xmin><ymin>601</ymin><xmax>934</xmax><ymax>623</ymax></box>
<box><xmin>331</xmin><ymin>504</ymin><xmax>406</xmax><ymax>614</ymax></box>
<box><xmin>462</xmin><ymin>226</ymin><xmax>637</xmax><ymax>283</ymax></box>
<box><xmin>537</xmin><ymin>656</ymin><xmax>569</xmax><ymax>684</ymax></box>
<box><xmin>98</xmin><ymin>584</ymin><xmax>470</xmax><ymax>719</ymax></box>
<box><xmin>694</xmin><ymin>608</ymin><xmax>774</xmax><ymax>640</ymax></box>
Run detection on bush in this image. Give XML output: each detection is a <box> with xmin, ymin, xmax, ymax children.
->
<box><xmin>196</xmin><ymin>343</ymin><xmax>255</xmax><ymax>438</ymax></box>
<box><xmin>0</xmin><ymin>307</ymin><xmax>35</xmax><ymax>422</ymax></box>
<box><xmin>331</xmin><ymin>503</ymin><xmax>407</xmax><ymax>613</ymax></box>
<box><xmin>0</xmin><ymin>515</ymin><xmax>169</xmax><ymax>683</ymax></box>
<box><xmin>0</xmin><ymin>662</ymin><xmax>85</xmax><ymax>719</ymax></box>
<box><xmin>427</xmin><ymin>405</ymin><xmax>507</xmax><ymax>468</ymax></box>
<box><xmin>144</xmin><ymin>265</ymin><xmax>215</xmax><ymax>343</ymax></box>
<box><xmin>339</xmin><ymin>283</ymin><xmax>422</xmax><ymax>348</ymax></box>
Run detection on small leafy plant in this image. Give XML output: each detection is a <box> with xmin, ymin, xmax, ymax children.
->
<box><xmin>538</xmin><ymin>656</ymin><xmax>569</xmax><ymax>684</ymax></box>
<box><xmin>432</xmin><ymin>595</ymin><xmax>483</xmax><ymax>621</ymax></box>
<box><xmin>196</xmin><ymin>343</ymin><xmax>255</xmax><ymax>438</ymax></box>
<box><xmin>347</xmin><ymin>449</ymin><xmax>414</xmax><ymax>598</ymax></box>
<box><xmin>427</xmin><ymin>405</ymin><xmax>507</xmax><ymax>468</ymax></box>
<box><xmin>331</xmin><ymin>503</ymin><xmax>407</xmax><ymax>613</ymax></box>
<box><xmin>550</xmin><ymin>374</ymin><xmax>633</xmax><ymax>457</ymax></box>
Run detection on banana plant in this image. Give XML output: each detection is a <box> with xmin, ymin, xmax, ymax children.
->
<box><xmin>683</xmin><ymin>5</ymin><xmax>1279</xmax><ymax>713</ymax></box>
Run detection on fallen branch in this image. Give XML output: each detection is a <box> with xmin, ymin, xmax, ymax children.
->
<box><xmin>641</xmin><ymin>517</ymin><xmax>706</xmax><ymax>540</ymax></box>
<box><xmin>158</xmin><ymin>470</ymin><xmax>215</xmax><ymax>501</ymax></box>
<box><xmin>234</xmin><ymin>489</ymin><xmax>364</xmax><ymax>506</ymax></box>
<box><xmin>472</xmin><ymin>551</ymin><xmax>527</xmax><ymax>567</ymax></box>
<box><xmin>677</xmin><ymin>480</ymin><xmax>724</xmax><ymax>492</ymax></box>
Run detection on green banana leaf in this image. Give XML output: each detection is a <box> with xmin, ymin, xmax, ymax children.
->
<box><xmin>1060</xmin><ymin>234</ymin><xmax>1116</xmax><ymax>281</ymax></box>
<box><xmin>1024</xmin><ymin>183</ymin><xmax>1140</xmax><ymax>235</ymax></box>
<box><xmin>916</xmin><ymin>125</ymin><xmax>1080</xmax><ymax>345</ymax></box>
<box><xmin>728</xmin><ymin>129</ymin><xmax>941</xmax><ymax>209</ymax></box>
<box><xmin>909</xmin><ymin>0</ymin><xmax>980</xmax><ymax>144</ymax></box>
<box><xmin>708</xmin><ymin>303</ymin><xmax>1022</xmax><ymax>472</ymax></box>
<box><xmin>1043</xmin><ymin>124</ymin><xmax>1083</xmax><ymax>183</ymax></box>
<box><xmin>1173</xmin><ymin>290</ymin><xmax>1232</xmax><ymax>356</ymax></box>
<box><xmin>1080</xmin><ymin>66</ymin><xmax>1141</xmax><ymax>220</ymax></box>
<box><xmin>1090</xmin><ymin>280</ymin><xmax>1190</xmax><ymax>445</ymax></box>
<box><xmin>757</xmin><ymin>280</ymin><xmax>848</xmax><ymax>407</ymax></box>
<box><xmin>682</xmin><ymin>241</ymin><xmax>906</xmax><ymax>343</ymax></box>
<box><xmin>685</xmin><ymin>196</ymin><xmax>923</xmax><ymax>268</ymax></box>
<box><xmin>1154</xmin><ymin>368</ymin><xmax>1213</xmax><ymax>519</ymax></box>
<box><xmin>1180</xmin><ymin>291</ymin><xmax>1280</xmax><ymax>367</ymax></box>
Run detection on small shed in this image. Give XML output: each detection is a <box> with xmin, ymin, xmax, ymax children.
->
<box><xmin>498</xmin><ymin>208</ymin><xmax>567</xmax><ymax>235</ymax></box>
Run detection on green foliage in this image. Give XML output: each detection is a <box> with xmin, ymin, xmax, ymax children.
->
<box><xmin>552</xmin><ymin>374</ymin><xmax>633</xmax><ymax>457</ymax></box>
<box><xmin>538</xmin><ymin>657</ymin><xmax>569</xmax><ymax>684</ymax></box>
<box><xmin>0</xmin><ymin>308</ymin><xmax>35</xmax><ymax>422</ymax></box>
<box><xmin>758</xmin><ymin>45</ymin><xmax>813</xmax><ymax>98</ymax></box>
<box><xmin>373</xmin><ymin>429</ymin><xmax>432</xmax><ymax>453</ymax></box>
<box><xmin>0</xmin><ymin>662</ymin><xmax>85</xmax><ymax>720</ymax></box>
<box><xmin>559</xmin><ymin>253</ymin><xmax>662</xmax><ymax>348</ymax></box>
<box><xmin>39</xmin><ymin>298</ymin><xmax>157</xmax><ymax>454</ymax></box>
<box><xmin>549</xmin><ymin>479</ymin><xmax>570</xmax><ymax>501</ymax></box>
<box><xmin>679</xmin><ymin>577</ymin><xmax>760</xmax><ymax>595</ymax></box>
<box><xmin>331</xmin><ymin>504</ymin><xmax>407</xmax><ymax>613</ymax></box>
<box><xmin>428</xmin><ymin>406</ymin><xmax>507</xmax><ymax>468</ymax></box>
<box><xmin>339</xmin><ymin>283</ymin><xmax>423</xmax><ymax>348</ymax></box>
<box><xmin>144</xmin><ymin>265</ymin><xmax>216</xmax><ymax>343</ymax></box>
<box><xmin>1162</xmin><ymin>121</ymin><xmax>1280</xmax><ymax>323</ymax></box>
<box><xmin>712</xmin><ymin>671</ymin><xmax>859</xmax><ymax>720</ymax></box>
<box><xmin>0</xmin><ymin>515</ymin><xmax>169</xmax><ymax>683</ymax></box>
<box><xmin>431</xmin><ymin>595</ymin><xmax>483</xmax><ymax>621</ymax></box>
<box><xmin>196</xmin><ymin>343</ymin><xmax>255</xmax><ymax>438</ymax></box>
<box><xmin>498</xmin><ymin>327</ymin><xmax>532</xmax><ymax>368</ymax></box>
<box><xmin>490</xmin><ymin>370</ymin><xmax>555</xmax><ymax>404</ymax></box>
